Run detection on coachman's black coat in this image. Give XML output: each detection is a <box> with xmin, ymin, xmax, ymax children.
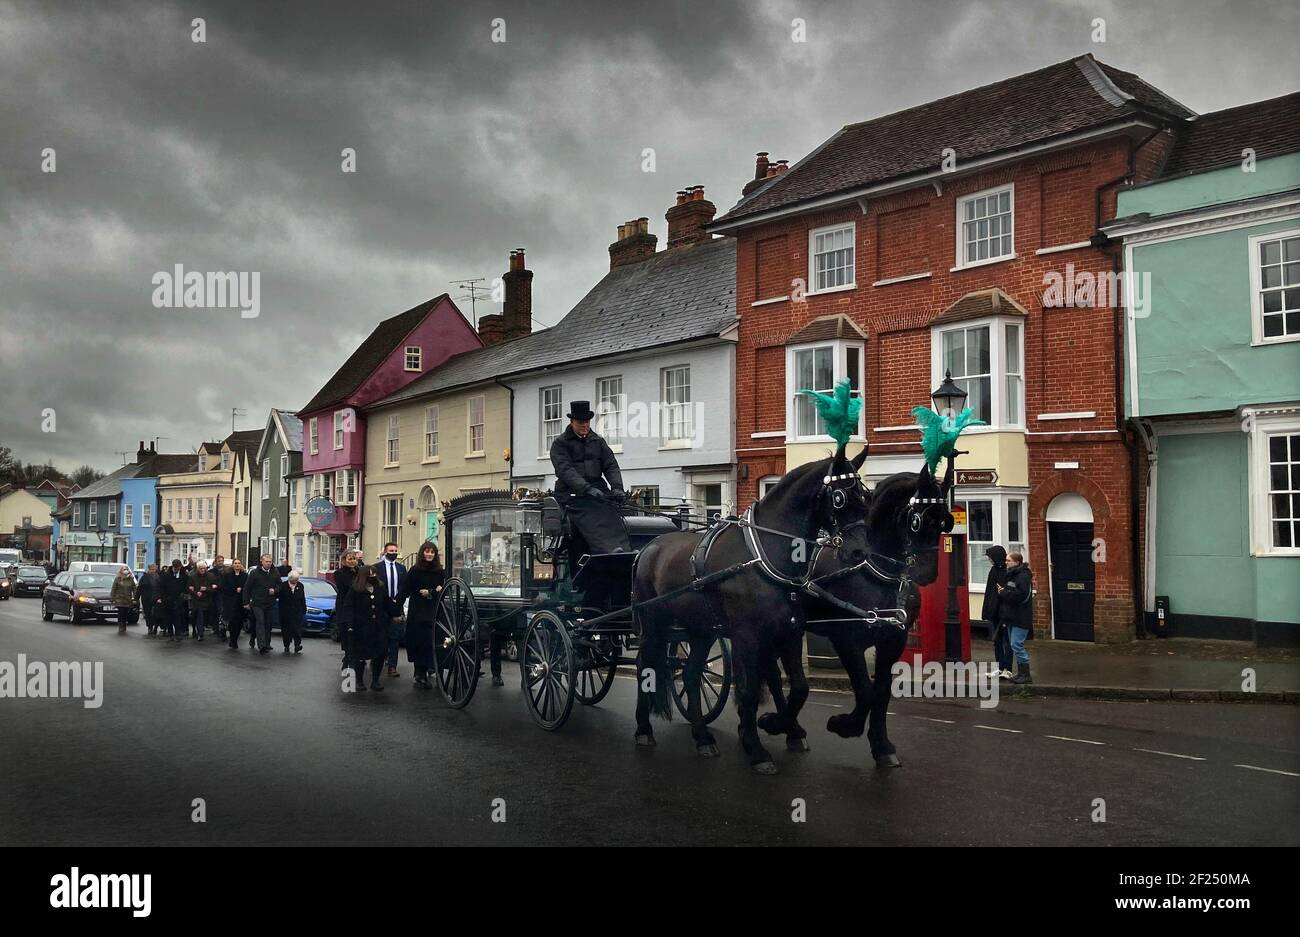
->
<box><xmin>399</xmin><ymin>565</ymin><xmax>445</xmax><ymax>668</ymax></box>
<box><xmin>550</xmin><ymin>425</ymin><xmax>630</xmax><ymax>554</ymax></box>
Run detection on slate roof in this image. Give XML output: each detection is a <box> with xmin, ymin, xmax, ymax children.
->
<box><xmin>67</xmin><ymin>463</ymin><xmax>144</xmax><ymax>501</ymax></box>
<box><xmin>299</xmin><ymin>295</ymin><xmax>451</xmax><ymax>414</ymax></box>
<box><xmin>370</xmin><ymin>238</ymin><xmax>737</xmax><ymax>409</ymax></box>
<box><xmin>135</xmin><ymin>454</ymin><xmax>204</xmax><ymax>477</ymax></box>
<box><xmin>280</xmin><ymin>412</ymin><xmax>304</xmax><ymax>452</ymax></box>
<box><xmin>713</xmin><ymin>55</ymin><xmax>1195</xmax><ymax>228</ymax></box>
<box><xmin>931</xmin><ymin>288</ymin><xmax>1029</xmax><ymax>327</ymax></box>
<box><xmin>785</xmin><ymin>314</ymin><xmax>868</xmax><ymax>345</ymax></box>
<box><xmin>1160</xmin><ymin>92</ymin><xmax>1300</xmax><ymax>178</ymax></box>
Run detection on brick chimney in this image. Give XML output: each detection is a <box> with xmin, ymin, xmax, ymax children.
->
<box><xmin>478</xmin><ymin>313</ymin><xmax>507</xmax><ymax>346</ymax></box>
<box><xmin>608</xmin><ymin>217</ymin><xmax>657</xmax><ymax>269</ymax></box>
<box><xmin>665</xmin><ymin>185</ymin><xmax>716</xmax><ymax>249</ymax></box>
<box><xmin>136</xmin><ymin>440</ymin><xmax>148</xmax><ymax>463</ymax></box>
<box><xmin>502</xmin><ymin>248</ymin><xmax>533</xmax><ymax>340</ymax></box>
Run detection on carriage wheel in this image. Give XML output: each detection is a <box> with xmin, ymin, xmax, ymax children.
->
<box><xmin>575</xmin><ymin>635</ymin><xmax>618</xmax><ymax>706</ymax></box>
<box><xmin>434</xmin><ymin>578</ymin><xmax>479</xmax><ymax>709</ymax></box>
<box><xmin>670</xmin><ymin>636</ymin><xmax>732</xmax><ymax>724</ymax></box>
<box><xmin>521</xmin><ymin>610</ymin><xmax>576</xmax><ymax>731</ymax></box>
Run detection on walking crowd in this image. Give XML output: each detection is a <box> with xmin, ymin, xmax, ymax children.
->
<box><xmin>110</xmin><ymin>540</ymin><xmax>444</xmax><ymax>694</ymax></box>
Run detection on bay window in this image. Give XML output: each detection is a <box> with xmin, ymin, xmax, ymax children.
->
<box><xmin>931</xmin><ymin>316</ymin><xmax>1024</xmax><ymax>428</ymax></box>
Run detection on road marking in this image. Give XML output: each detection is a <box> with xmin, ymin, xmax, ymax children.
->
<box><xmin>1046</xmin><ymin>734</ymin><xmax>1106</xmax><ymax>746</ymax></box>
<box><xmin>1134</xmin><ymin>748</ymin><xmax>1206</xmax><ymax>761</ymax></box>
<box><xmin>1234</xmin><ymin>764</ymin><xmax>1300</xmax><ymax>778</ymax></box>
<box><xmin>913</xmin><ymin>716</ymin><xmax>955</xmax><ymax>724</ymax></box>
<box><xmin>974</xmin><ymin>724</ymin><xmax>1021</xmax><ymax>733</ymax></box>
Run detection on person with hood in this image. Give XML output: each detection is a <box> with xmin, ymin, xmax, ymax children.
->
<box><xmin>997</xmin><ymin>551</ymin><xmax>1035</xmax><ymax>684</ymax></box>
<box><xmin>399</xmin><ymin>541</ymin><xmax>444</xmax><ymax>689</ymax></box>
<box><xmin>982</xmin><ymin>545</ymin><xmax>1013</xmax><ymax>679</ymax></box>
<box><xmin>138</xmin><ymin>563</ymin><xmax>163</xmax><ymax>637</ymax></box>
<box><xmin>187</xmin><ymin>560</ymin><xmax>219</xmax><ymax>641</ymax></box>
<box><xmin>110</xmin><ymin>566</ymin><xmax>138</xmax><ymax>635</ymax></box>
<box><xmin>221</xmin><ymin>558</ymin><xmax>249</xmax><ymax>649</ymax></box>
<box><xmin>278</xmin><ymin>570</ymin><xmax>307</xmax><ymax>654</ymax></box>
<box><xmin>159</xmin><ymin>560</ymin><xmax>189</xmax><ymax>643</ymax></box>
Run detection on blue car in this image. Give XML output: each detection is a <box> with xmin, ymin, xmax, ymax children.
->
<box><xmin>273</xmin><ymin>576</ymin><xmax>337</xmax><ymax>635</ymax></box>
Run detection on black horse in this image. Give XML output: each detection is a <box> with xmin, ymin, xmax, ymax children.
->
<box><xmin>756</xmin><ymin>462</ymin><xmax>954</xmax><ymax>768</ymax></box>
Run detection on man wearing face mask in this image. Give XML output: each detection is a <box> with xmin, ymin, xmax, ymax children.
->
<box><xmin>373</xmin><ymin>543</ymin><xmax>407</xmax><ymax>678</ymax></box>
<box><xmin>549</xmin><ymin>400</ymin><xmax>631</xmax><ymax>556</ymax></box>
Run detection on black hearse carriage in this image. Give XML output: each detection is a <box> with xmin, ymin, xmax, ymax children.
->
<box><xmin>437</xmin><ymin>489</ymin><xmax>732</xmax><ymax>731</ymax></box>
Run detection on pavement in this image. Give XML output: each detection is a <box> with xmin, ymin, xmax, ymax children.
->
<box><xmin>807</xmin><ymin>636</ymin><xmax>1300</xmax><ymax>703</ymax></box>
<box><xmin>2</xmin><ymin>595</ymin><xmax>1298</xmax><ymax>846</ymax></box>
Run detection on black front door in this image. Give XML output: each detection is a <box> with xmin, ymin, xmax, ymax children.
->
<box><xmin>1048</xmin><ymin>521</ymin><xmax>1095</xmax><ymax>641</ymax></box>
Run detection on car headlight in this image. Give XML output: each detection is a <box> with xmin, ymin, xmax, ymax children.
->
<box><xmin>307</xmin><ymin>606</ymin><xmax>323</xmax><ymax>614</ymax></box>
<box><xmin>77</xmin><ymin>595</ymin><xmax>97</xmax><ymax>604</ymax></box>
<box><xmin>0</xmin><ymin>580</ymin><xmax>8</xmax><ymax>587</ymax></box>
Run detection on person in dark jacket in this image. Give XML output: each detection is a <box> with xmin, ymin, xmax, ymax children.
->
<box><xmin>549</xmin><ymin>400</ymin><xmax>630</xmax><ymax>555</ymax></box>
<box><xmin>245</xmin><ymin>554</ymin><xmax>281</xmax><ymax>655</ymax></box>
<box><xmin>997</xmin><ymin>552</ymin><xmax>1035</xmax><ymax>684</ymax></box>
<box><xmin>333</xmin><ymin>551</ymin><xmax>361</xmax><ymax>674</ymax></box>
<box><xmin>159</xmin><ymin>560</ymin><xmax>189</xmax><ymax>643</ymax></box>
<box><xmin>138</xmin><ymin>564</ymin><xmax>163</xmax><ymax>637</ymax></box>
<box><xmin>221</xmin><ymin>559</ymin><xmax>249</xmax><ymax>649</ymax></box>
<box><xmin>399</xmin><ymin>541</ymin><xmax>444</xmax><ymax>689</ymax></box>
<box><xmin>982</xmin><ymin>545</ymin><xmax>1012</xmax><ymax>679</ymax></box>
<box><xmin>278</xmin><ymin>571</ymin><xmax>307</xmax><ymax>653</ymax></box>
<box><xmin>210</xmin><ymin>555</ymin><xmax>227</xmax><ymax>639</ymax></box>
<box><xmin>374</xmin><ymin>543</ymin><xmax>408</xmax><ymax>678</ymax></box>
<box><xmin>187</xmin><ymin>561</ymin><xmax>219</xmax><ymax>641</ymax></box>
<box><xmin>347</xmin><ymin>565</ymin><xmax>395</xmax><ymax>692</ymax></box>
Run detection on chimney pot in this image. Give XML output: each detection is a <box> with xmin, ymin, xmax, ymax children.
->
<box><xmin>675</xmin><ymin>190</ymin><xmax>688</xmax><ymax>205</ymax></box>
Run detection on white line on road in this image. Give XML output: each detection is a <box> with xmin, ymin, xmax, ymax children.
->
<box><xmin>1234</xmin><ymin>764</ymin><xmax>1300</xmax><ymax>778</ymax></box>
<box><xmin>974</xmin><ymin>724</ymin><xmax>1022</xmax><ymax>733</ymax></box>
<box><xmin>1134</xmin><ymin>748</ymin><xmax>1206</xmax><ymax>761</ymax></box>
<box><xmin>913</xmin><ymin>716</ymin><xmax>955</xmax><ymax>724</ymax></box>
<box><xmin>1046</xmin><ymin>734</ymin><xmax>1106</xmax><ymax>746</ymax></box>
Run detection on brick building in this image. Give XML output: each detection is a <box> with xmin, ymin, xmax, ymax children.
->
<box><xmin>709</xmin><ymin>55</ymin><xmax>1195</xmax><ymax>642</ymax></box>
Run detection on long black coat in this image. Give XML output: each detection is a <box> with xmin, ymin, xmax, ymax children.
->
<box><xmin>549</xmin><ymin>425</ymin><xmax>624</xmax><ymax>498</ymax></box>
<box><xmin>160</xmin><ymin>568</ymin><xmax>188</xmax><ymax>602</ymax></box>
<box><xmin>981</xmin><ymin>545</ymin><xmax>1008</xmax><ymax>624</ymax></box>
<box><xmin>400</xmin><ymin>565</ymin><xmax>445</xmax><ymax>667</ymax></box>
<box><xmin>998</xmin><ymin>564</ymin><xmax>1035</xmax><ymax>637</ymax></box>
<box><xmin>138</xmin><ymin>572</ymin><xmax>162</xmax><ymax>610</ymax></box>
<box><xmin>220</xmin><ymin>569</ymin><xmax>248</xmax><ymax>618</ymax></box>
<box><xmin>332</xmin><ymin>565</ymin><xmax>358</xmax><ymax>627</ymax></box>
<box><xmin>347</xmin><ymin>578</ymin><xmax>395</xmax><ymax>660</ymax></box>
<box><xmin>277</xmin><ymin>580</ymin><xmax>307</xmax><ymax>630</ymax></box>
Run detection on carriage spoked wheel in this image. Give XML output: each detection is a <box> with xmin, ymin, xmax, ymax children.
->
<box><xmin>574</xmin><ymin>633</ymin><xmax>618</xmax><ymax>706</ymax></box>
<box><xmin>521</xmin><ymin>610</ymin><xmax>576</xmax><ymax>731</ymax></box>
<box><xmin>669</xmin><ymin>636</ymin><xmax>732</xmax><ymax>724</ymax></box>
<box><xmin>434</xmin><ymin>577</ymin><xmax>479</xmax><ymax>709</ymax></box>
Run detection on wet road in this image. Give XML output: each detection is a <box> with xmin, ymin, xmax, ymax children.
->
<box><xmin>1</xmin><ymin>596</ymin><xmax>1296</xmax><ymax>846</ymax></box>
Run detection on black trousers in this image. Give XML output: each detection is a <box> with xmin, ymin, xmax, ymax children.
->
<box><xmin>281</xmin><ymin>615</ymin><xmax>304</xmax><ymax>649</ymax></box>
<box><xmin>353</xmin><ymin>656</ymin><xmax>385</xmax><ymax>688</ymax></box>
<box><xmin>226</xmin><ymin>605</ymin><xmax>247</xmax><ymax>647</ymax></box>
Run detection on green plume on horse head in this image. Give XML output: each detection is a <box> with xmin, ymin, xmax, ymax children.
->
<box><xmin>911</xmin><ymin>404</ymin><xmax>985</xmax><ymax>473</ymax></box>
<box><xmin>797</xmin><ymin>379</ymin><xmax>862</xmax><ymax>455</ymax></box>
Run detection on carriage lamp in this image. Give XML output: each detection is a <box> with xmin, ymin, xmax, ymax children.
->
<box><xmin>931</xmin><ymin>370</ymin><xmax>967</xmax><ymax>419</ymax></box>
<box><xmin>518</xmin><ymin>498</ymin><xmax>543</xmax><ymax>535</ymax></box>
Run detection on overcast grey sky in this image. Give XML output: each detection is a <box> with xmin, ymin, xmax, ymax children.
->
<box><xmin>1</xmin><ymin>0</ymin><xmax>1296</xmax><ymax>471</ymax></box>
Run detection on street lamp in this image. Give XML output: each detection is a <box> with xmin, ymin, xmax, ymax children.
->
<box><xmin>931</xmin><ymin>371</ymin><xmax>968</xmax><ymax>662</ymax></box>
<box><xmin>95</xmin><ymin>526</ymin><xmax>110</xmax><ymax>563</ymax></box>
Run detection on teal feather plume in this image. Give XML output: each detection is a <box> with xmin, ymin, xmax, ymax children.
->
<box><xmin>798</xmin><ymin>379</ymin><xmax>862</xmax><ymax>449</ymax></box>
<box><xmin>911</xmin><ymin>405</ymin><xmax>985</xmax><ymax>472</ymax></box>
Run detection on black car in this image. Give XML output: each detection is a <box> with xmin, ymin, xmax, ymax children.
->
<box><xmin>0</xmin><ymin>571</ymin><xmax>11</xmax><ymax>600</ymax></box>
<box><xmin>41</xmin><ymin>571</ymin><xmax>119</xmax><ymax>623</ymax></box>
<box><xmin>12</xmin><ymin>566</ymin><xmax>51</xmax><ymax>597</ymax></box>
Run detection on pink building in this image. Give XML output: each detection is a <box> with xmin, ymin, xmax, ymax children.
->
<box><xmin>298</xmin><ymin>295</ymin><xmax>481</xmax><ymax>568</ymax></box>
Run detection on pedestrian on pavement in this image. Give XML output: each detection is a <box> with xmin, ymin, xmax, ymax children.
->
<box><xmin>187</xmin><ymin>561</ymin><xmax>219</xmax><ymax>641</ymax></box>
<box><xmin>160</xmin><ymin>560</ymin><xmax>189</xmax><ymax>643</ymax></box>
<box><xmin>374</xmin><ymin>542</ymin><xmax>407</xmax><ymax>679</ymax></box>
<box><xmin>245</xmin><ymin>553</ymin><xmax>280</xmax><ymax>655</ymax></box>
<box><xmin>982</xmin><ymin>545</ymin><xmax>1012</xmax><ymax>680</ymax></box>
<box><xmin>111</xmin><ymin>566</ymin><xmax>138</xmax><ymax>635</ymax></box>
<box><xmin>138</xmin><ymin>563</ymin><xmax>163</xmax><ymax>637</ymax></box>
<box><xmin>400</xmin><ymin>541</ymin><xmax>444</xmax><ymax>689</ymax></box>
<box><xmin>348</xmin><ymin>565</ymin><xmax>392</xmax><ymax>692</ymax></box>
<box><xmin>222</xmin><ymin>558</ymin><xmax>249</xmax><ymax>650</ymax></box>
<box><xmin>278</xmin><ymin>571</ymin><xmax>307</xmax><ymax>654</ymax></box>
<box><xmin>997</xmin><ymin>551</ymin><xmax>1035</xmax><ymax>685</ymax></box>
<box><xmin>333</xmin><ymin>550</ymin><xmax>361</xmax><ymax>674</ymax></box>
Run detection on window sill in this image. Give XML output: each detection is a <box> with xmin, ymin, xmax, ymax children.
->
<box><xmin>421</xmin><ymin>457</ymin><xmax>441</xmax><ymax>465</ymax></box>
<box><xmin>1035</xmin><ymin>241</ymin><xmax>1092</xmax><ymax>256</ymax></box>
<box><xmin>951</xmin><ymin>253</ymin><xmax>1017</xmax><ymax>272</ymax></box>
<box><xmin>1251</xmin><ymin>334</ymin><xmax>1300</xmax><ymax>347</ymax></box>
<box><xmin>806</xmin><ymin>283</ymin><xmax>857</xmax><ymax>297</ymax></box>
<box><xmin>788</xmin><ymin>435</ymin><xmax>868</xmax><ymax>445</ymax></box>
<box><xmin>1252</xmin><ymin>548</ymin><xmax>1300</xmax><ymax>558</ymax></box>
<box><xmin>872</xmin><ymin>271</ymin><xmax>931</xmax><ymax>287</ymax></box>
<box><xmin>465</xmin><ymin>453</ymin><xmax>486</xmax><ymax>460</ymax></box>
<box><xmin>383</xmin><ymin>463</ymin><xmax>399</xmax><ymax>469</ymax></box>
<box><xmin>659</xmin><ymin>441</ymin><xmax>694</xmax><ymax>451</ymax></box>
<box><xmin>751</xmin><ymin>295</ymin><xmax>789</xmax><ymax>307</ymax></box>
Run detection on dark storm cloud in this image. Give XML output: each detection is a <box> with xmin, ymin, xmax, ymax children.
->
<box><xmin>1</xmin><ymin>0</ymin><xmax>1296</xmax><ymax>470</ymax></box>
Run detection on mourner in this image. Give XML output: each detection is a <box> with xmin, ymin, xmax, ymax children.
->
<box><xmin>398</xmin><ymin>541</ymin><xmax>444</xmax><ymax>689</ymax></box>
<box><xmin>160</xmin><ymin>560</ymin><xmax>189</xmax><ymax>643</ymax></box>
<box><xmin>138</xmin><ymin>563</ymin><xmax>163</xmax><ymax>637</ymax></box>
<box><xmin>278</xmin><ymin>571</ymin><xmax>307</xmax><ymax>654</ymax></box>
<box><xmin>375</xmin><ymin>542</ymin><xmax>407</xmax><ymax>678</ymax></box>
<box><xmin>245</xmin><ymin>553</ymin><xmax>280</xmax><ymax>655</ymax></box>
<box><xmin>333</xmin><ymin>550</ymin><xmax>361</xmax><ymax>674</ymax></box>
<box><xmin>110</xmin><ymin>566</ymin><xmax>138</xmax><ymax>636</ymax></box>
<box><xmin>549</xmin><ymin>400</ymin><xmax>631</xmax><ymax>555</ymax></box>
<box><xmin>347</xmin><ymin>565</ymin><xmax>395</xmax><ymax>692</ymax></box>
<box><xmin>221</xmin><ymin>559</ymin><xmax>249</xmax><ymax>650</ymax></box>
<box><xmin>187</xmin><ymin>560</ymin><xmax>219</xmax><ymax>641</ymax></box>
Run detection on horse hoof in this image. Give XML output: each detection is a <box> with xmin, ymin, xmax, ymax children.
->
<box><xmin>697</xmin><ymin>744</ymin><xmax>720</xmax><ymax>758</ymax></box>
<box><xmin>752</xmin><ymin>760</ymin><xmax>779</xmax><ymax>776</ymax></box>
<box><xmin>757</xmin><ymin>713</ymin><xmax>783</xmax><ymax>735</ymax></box>
<box><xmin>874</xmin><ymin>752</ymin><xmax>902</xmax><ymax>769</ymax></box>
<box><xmin>786</xmin><ymin>736</ymin><xmax>811</xmax><ymax>753</ymax></box>
<box><xmin>635</xmin><ymin>733</ymin><xmax>656</xmax><ymax>748</ymax></box>
<box><xmin>827</xmin><ymin>714</ymin><xmax>863</xmax><ymax>739</ymax></box>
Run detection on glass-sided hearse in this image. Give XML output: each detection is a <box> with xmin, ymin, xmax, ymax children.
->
<box><xmin>437</xmin><ymin>489</ymin><xmax>732</xmax><ymax>731</ymax></box>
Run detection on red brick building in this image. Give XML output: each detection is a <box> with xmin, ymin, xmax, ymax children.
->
<box><xmin>709</xmin><ymin>55</ymin><xmax>1193</xmax><ymax>642</ymax></box>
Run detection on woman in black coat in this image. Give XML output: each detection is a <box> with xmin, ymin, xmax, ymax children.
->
<box><xmin>399</xmin><ymin>541</ymin><xmax>445</xmax><ymax>689</ymax></box>
<box><xmin>278</xmin><ymin>572</ymin><xmax>308</xmax><ymax>653</ymax></box>
<box><xmin>981</xmin><ymin>545</ymin><xmax>1011</xmax><ymax>678</ymax></box>
<box><xmin>997</xmin><ymin>553</ymin><xmax>1035</xmax><ymax>685</ymax></box>
<box><xmin>220</xmin><ymin>559</ymin><xmax>250</xmax><ymax>650</ymax></box>
<box><xmin>159</xmin><ymin>560</ymin><xmax>189</xmax><ymax>643</ymax></box>
<box><xmin>333</xmin><ymin>551</ymin><xmax>361</xmax><ymax>673</ymax></box>
<box><xmin>347</xmin><ymin>565</ymin><xmax>393</xmax><ymax>692</ymax></box>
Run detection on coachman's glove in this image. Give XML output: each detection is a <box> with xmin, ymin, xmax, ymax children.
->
<box><xmin>584</xmin><ymin>486</ymin><xmax>605</xmax><ymax>500</ymax></box>
<box><xmin>610</xmin><ymin>489</ymin><xmax>626</xmax><ymax>503</ymax></box>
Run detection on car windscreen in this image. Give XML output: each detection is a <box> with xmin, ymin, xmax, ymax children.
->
<box><xmin>72</xmin><ymin>574</ymin><xmax>115</xmax><ymax>590</ymax></box>
<box><xmin>89</xmin><ymin>564</ymin><xmax>124</xmax><ymax>573</ymax></box>
<box><xmin>300</xmin><ymin>579</ymin><xmax>336</xmax><ymax>599</ymax></box>
<box><xmin>17</xmin><ymin>568</ymin><xmax>48</xmax><ymax>579</ymax></box>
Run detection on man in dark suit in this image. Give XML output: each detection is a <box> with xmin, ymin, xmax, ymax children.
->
<box><xmin>374</xmin><ymin>543</ymin><xmax>407</xmax><ymax>678</ymax></box>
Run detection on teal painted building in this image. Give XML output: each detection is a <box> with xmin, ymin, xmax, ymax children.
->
<box><xmin>1105</xmin><ymin>92</ymin><xmax>1300</xmax><ymax>645</ymax></box>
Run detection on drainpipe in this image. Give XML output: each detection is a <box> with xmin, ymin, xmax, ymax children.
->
<box><xmin>495</xmin><ymin>377</ymin><xmax>515</xmax><ymax>490</ymax></box>
<box><xmin>1131</xmin><ymin>418</ymin><xmax>1158</xmax><ymax>625</ymax></box>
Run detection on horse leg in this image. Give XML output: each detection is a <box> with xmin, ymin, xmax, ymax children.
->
<box><xmin>778</xmin><ymin>634</ymin><xmax>811</xmax><ymax>752</ymax></box>
<box><xmin>826</xmin><ymin>631</ymin><xmax>872</xmax><ymax>740</ymax></box>
<box><xmin>633</xmin><ymin>605</ymin><xmax>661</xmax><ymax>747</ymax></box>
<box><xmin>685</xmin><ymin>631</ymin><xmax>719</xmax><ymax>757</ymax></box>
<box><xmin>757</xmin><ymin>649</ymin><xmax>791</xmax><ymax>737</ymax></box>
<box><xmin>867</xmin><ymin>628</ymin><xmax>907</xmax><ymax>768</ymax></box>
<box><xmin>732</xmin><ymin>632</ymin><xmax>777</xmax><ymax>774</ymax></box>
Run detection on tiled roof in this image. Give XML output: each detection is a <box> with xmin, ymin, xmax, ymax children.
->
<box><xmin>67</xmin><ymin>463</ymin><xmax>142</xmax><ymax>501</ymax></box>
<box><xmin>224</xmin><ymin>429</ymin><xmax>262</xmax><ymax>448</ymax></box>
<box><xmin>930</xmin><ymin>288</ymin><xmax>1029</xmax><ymax>327</ymax></box>
<box><xmin>299</xmin><ymin>295</ymin><xmax>451</xmax><ymax>414</ymax></box>
<box><xmin>199</xmin><ymin>441</ymin><xmax>222</xmax><ymax>454</ymax></box>
<box><xmin>1160</xmin><ymin>92</ymin><xmax>1300</xmax><ymax>178</ymax></box>
<box><xmin>714</xmin><ymin>55</ymin><xmax>1194</xmax><ymax>227</ymax></box>
<box><xmin>785</xmin><ymin>314</ymin><xmax>868</xmax><ymax>345</ymax></box>
<box><xmin>135</xmin><ymin>454</ymin><xmax>203</xmax><ymax>477</ymax></box>
<box><xmin>371</xmin><ymin>239</ymin><xmax>737</xmax><ymax>409</ymax></box>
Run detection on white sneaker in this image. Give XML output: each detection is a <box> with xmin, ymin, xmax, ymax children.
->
<box><xmin>1000</xmin><ymin>669</ymin><xmax>1013</xmax><ymax>680</ymax></box>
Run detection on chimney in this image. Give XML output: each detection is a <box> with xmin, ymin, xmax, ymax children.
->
<box><xmin>502</xmin><ymin>248</ymin><xmax>533</xmax><ymax>340</ymax></box>
<box><xmin>136</xmin><ymin>440</ymin><xmax>148</xmax><ymax>463</ymax></box>
<box><xmin>742</xmin><ymin>152</ymin><xmax>781</xmax><ymax>197</ymax></box>
<box><xmin>608</xmin><ymin>216</ymin><xmax>658</xmax><ymax>269</ymax></box>
<box><xmin>478</xmin><ymin>313</ymin><xmax>507</xmax><ymax>346</ymax></box>
<box><xmin>665</xmin><ymin>185</ymin><xmax>716</xmax><ymax>249</ymax></box>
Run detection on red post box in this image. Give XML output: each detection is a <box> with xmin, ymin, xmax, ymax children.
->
<box><xmin>906</xmin><ymin>532</ymin><xmax>971</xmax><ymax>667</ymax></box>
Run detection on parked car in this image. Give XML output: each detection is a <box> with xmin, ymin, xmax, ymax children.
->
<box><xmin>272</xmin><ymin>575</ymin><xmax>337</xmax><ymax>635</ymax></box>
<box><xmin>12</xmin><ymin>566</ymin><xmax>51</xmax><ymax>597</ymax></box>
<box><xmin>41</xmin><ymin>571</ymin><xmax>119</xmax><ymax>623</ymax></box>
<box><xmin>0</xmin><ymin>549</ymin><xmax>24</xmax><ymax>573</ymax></box>
<box><xmin>65</xmin><ymin>561</ymin><xmax>130</xmax><ymax>575</ymax></box>
<box><xmin>0</xmin><ymin>572</ymin><xmax>11</xmax><ymax>600</ymax></box>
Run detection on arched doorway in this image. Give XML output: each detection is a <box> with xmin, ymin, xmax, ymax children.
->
<box><xmin>1046</xmin><ymin>493</ymin><xmax>1095</xmax><ymax>641</ymax></box>
<box><xmin>417</xmin><ymin>486</ymin><xmax>440</xmax><ymax>546</ymax></box>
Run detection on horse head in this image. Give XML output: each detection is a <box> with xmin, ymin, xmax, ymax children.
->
<box><xmin>867</xmin><ymin>460</ymin><xmax>954</xmax><ymax>586</ymax></box>
<box><xmin>753</xmin><ymin>445</ymin><xmax>870</xmax><ymax>577</ymax></box>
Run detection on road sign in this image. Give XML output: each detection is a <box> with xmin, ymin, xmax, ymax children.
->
<box><xmin>955</xmin><ymin>469</ymin><xmax>998</xmax><ymax>486</ymax></box>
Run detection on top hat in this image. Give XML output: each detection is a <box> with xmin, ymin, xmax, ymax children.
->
<box><xmin>567</xmin><ymin>401</ymin><xmax>595</xmax><ymax>420</ymax></box>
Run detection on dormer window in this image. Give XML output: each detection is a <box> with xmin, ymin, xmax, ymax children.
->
<box><xmin>405</xmin><ymin>346</ymin><xmax>423</xmax><ymax>371</ymax></box>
